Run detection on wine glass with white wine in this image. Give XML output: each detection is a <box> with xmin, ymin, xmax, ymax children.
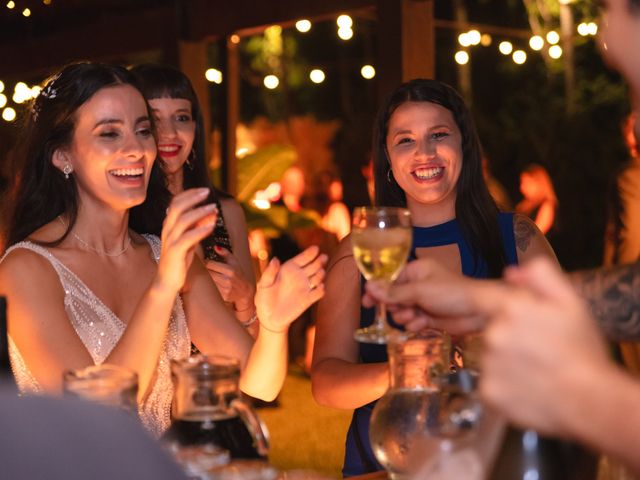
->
<box><xmin>351</xmin><ymin>207</ymin><xmax>412</xmax><ymax>344</ymax></box>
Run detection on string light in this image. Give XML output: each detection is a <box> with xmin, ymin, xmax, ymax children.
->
<box><xmin>458</xmin><ymin>33</ymin><xmax>471</xmax><ymax>47</ymax></box>
<box><xmin>361</xmin><ymin>65</ymin><xmax>375</xmax><ymax>79</ymax></box>
<box><xmin>205</xmin><ymin>68</ymin><xmax>223</xmax><ymax>84</ymax></box>
<box><xmin>338</xmin><ymin>27</ymin><xmax>353</xmax><ymax>40</ymax></box>
<box><xmin>295</xmin><ymin>19</ymin><xmax>311</xmax><ymax>33</ymax></box>
<box><xmin>529</xmin><ymin>35</ymin><xmax>544</xmax><ymax>51</ymax></box>
<box><xmin>467</xmin><ymin>30</ymin><xmax>481</xmax><ymax>46</ymax></box>
<box><xmin>0</xmin><ymin>80</ymin><xmax>4</xmax><ymax>93</ymax></box>
<box><xmin>548</xmin><ymin>45</ymin><xmax>563</xmax><ymax>59</ymax></box>
<box><xmin>480</xmin><ymin>34</ymin><xmax>492</xmax><ymax>46</ymax></box>
<box><xmin>512</xmin><ymin>50</ymin><xmax>527</xmax><ymax>64</ymax></box>
<box><xmin>6</xmin><ymin>1</ymin><xmax>15</xmax><ymax>9</ymax></box>
<box><xmin>455</xmin><ymin>51</ymin><xmax>470</xmax><ymax>65</ymax></box>
<box><xmin>587</xmin><ymin>22</ymin><xmax>598</xmax><ymax>35</ymax></box>
<box><xmin>263</xmin><ymin>75</ymin><xmax>279</xmax><ymax>89</ymax></box>
<box><xmin>499</xmin><ymin>41</ymin><xmax>513</xmax><ymax>55</ymax></box>
<box><xmin>2</xmin><ymin>107</ymin><xmax>16</xmax><ymax>122</ymax></box>
<box><xmin>546</xmin><ymin>31</ymin><xmax>560</xmax><ymax>44</ymax></box>
<box><xmin>230</xmin><ymin>34</ymin><xmax>240</xmax><ymax>44</ymax></box>
<box><xmin>577</xmin><ymin>23</ymin><xmax>590</xmax><ymax>36</ymax></box>
<box><xmin>0</xmin><ymin>93</ymin><xmax>7</xmax><ymax>109</ymax></box>
<box><xmin>336</xmin><ymin>14</ymin><xmax>353</xmax><ymax>29</ymax></box>
<box><xmin>22</xmin><ymin>7</ymin><xmax>31</xmax><ymax>17</ymax></box>
<box><xmin>309</xmin><ymin>69</ymin><xmax>325</xmax><ymax>84</ymax></box>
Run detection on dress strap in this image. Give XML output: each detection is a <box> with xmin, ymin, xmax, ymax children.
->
<box><xmin>1</xmin><ymin>241</ymin><xmax>69</xmax><ymax>284</ymax></box>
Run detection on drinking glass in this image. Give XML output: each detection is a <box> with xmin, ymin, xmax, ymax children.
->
<box><xmin>351</xmin><ymin>206</ymin><xmax>412</xmax><ymax>344</ymax></box>
<box><xmin>63</xmin><ymin>364</ymin><xmax>138</xmax><ymax>414</ymax></box>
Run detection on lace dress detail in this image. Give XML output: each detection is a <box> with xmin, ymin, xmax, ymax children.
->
<box><xmin>1</xmin><ymin>235</ymin><xmax>191</xmax><ymax>437</ymax></box>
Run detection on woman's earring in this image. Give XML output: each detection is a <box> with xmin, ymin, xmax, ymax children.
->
<box><xmin>185</xmin><ymin>150</ymin><xmax>195</xmax><ymax>171</ymax></box>
<box><xmin>63</xmin><ymin>164</ymin><xmax>72</xmax><ymax>180</ymax></box>
<box><xmin>387</xmin><ymin>168</ymin><xmax>393</xmax><ymax>183</ymax></box>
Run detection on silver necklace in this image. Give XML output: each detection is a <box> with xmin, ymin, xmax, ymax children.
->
<box><xmin>58</xmin><ymin>216</ymin><xmax>132</xmax><ymax>257</ymax></box>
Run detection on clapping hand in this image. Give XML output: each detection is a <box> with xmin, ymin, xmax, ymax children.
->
<box><xmin>255</xmin><ymin>246</ymin><xmax>327</xmax><ymax>333</ymax></box>
<box><xmin>157</xmin><ymin>188</ymin><xmax>217</xmax><ymax>294</ymax></box>
<box><xmin>205</xmin><ymin>246</ymin><xmax>256</xmax><ymax>310</ymax></box>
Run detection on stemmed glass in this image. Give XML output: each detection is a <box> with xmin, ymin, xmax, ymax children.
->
<box><xmin>351</xmin><ymin>206</ymin><xmax>412</xmax><ymax>344</ymax></box>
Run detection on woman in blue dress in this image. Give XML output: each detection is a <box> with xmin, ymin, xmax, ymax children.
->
<box><xmin>310</xmin><ymin>79</ymin><xmax>558</xmax><ymax>476</ymax></box>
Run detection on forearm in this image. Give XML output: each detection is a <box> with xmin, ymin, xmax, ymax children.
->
<box><xmin>239</xmin><ymin>326</ymin><xmax>288</xmax><ymax>401</ymax></box>
<box><xmin>311</xmin><ymin>359</ymin><xmax>389</xmax><ymax>409</ymax></box>
<box><xmin>105</xmin><ymin>279</ymin><xmax>176</xmax><ymax>398</ymax></box>
<box><xmin>568</xmin><ymin>263</ymin><xmax>640</xmax><ymax>341</ymax></box>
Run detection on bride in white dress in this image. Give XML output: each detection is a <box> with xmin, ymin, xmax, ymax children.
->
<box><xmin>0</xmin><ymin>62</ymin><xmax>326</xmax><ymax>436</ymax></box>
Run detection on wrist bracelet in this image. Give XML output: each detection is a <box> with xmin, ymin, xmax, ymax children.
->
<box><xmin>241</xmin><ymin>313</ymin><xmax>258</xmax><ymax>328</ymax></box>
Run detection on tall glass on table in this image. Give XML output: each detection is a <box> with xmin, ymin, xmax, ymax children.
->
<box><xmin>351</xmin><ymin>206</ymin><xmax>412</xmax><ymax>344</ymax></box>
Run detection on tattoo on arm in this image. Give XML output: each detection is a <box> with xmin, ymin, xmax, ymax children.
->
<box><xmin>514</xmin><ymin>216</ymin><xmax>536</xmax><ymax>253</ymax></box>
<box><xmin>569</xmin><ymin>262</ymin><xmax>640</xmax><ymax>341</ymax></box>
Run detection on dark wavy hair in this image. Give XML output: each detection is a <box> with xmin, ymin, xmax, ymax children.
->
<box><xmin>129</xmin><ymin>64</ymin><xmax>230</xmax><ymax>204</ymax></box>
<box><xmin>2</xmin><ymin>62</ymin><xmax>170</xmax><ymax>250</ymax></box>
<box><xmin>373</xmin><ymin>78</ymin><xmax>506</xmax><ymax>277</ymax></box>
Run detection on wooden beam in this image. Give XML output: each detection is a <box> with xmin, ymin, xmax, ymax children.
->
<box><xmin>376</xmin><ymin>0</ymin><xmax>435</xmax><ymax>103</ymax></box>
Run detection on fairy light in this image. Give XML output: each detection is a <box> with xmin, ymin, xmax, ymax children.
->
<box><xmin>295</xmin><ymin>19</ymin><xmax>311</xmax><ymax>33</ymax></box>
<box><xmin>546</xmin><ymin>31</ymin><xmax>560</xmax><ymax>44</ymax></box>
<box><xmin>338</xmin><ymin>27</ymin><xmax>353</xmax><ymax>40</ymax></box>
<box><xmin>467</xmin><ymin>30</ymin><xmax>481</xmax><ymax>46</ymax></box>
<box><xmin>337</xmin><ymin>14</ymin><xmax>353</xmax><ymax>29</ymax></box>
<box><xmin>529</xmin><ymin>35</ymin><xmax>544</xmax><ymax>51</ymax></box>
<box><xmin>6</xmin><ymin>1</ymin><xmax>15</xmax><ymax>9</ymax></box>
<box><xmin>22</xmin><ymin>7</ymin><xmax>31</xmax><ymax>17</ymax></box>
<box><xmin>205</xmin><ymin>68</ymin><xmax>223</xmax><ymax>84</ymax></box>
<box><xmin>455</xmin><ymin>51</ymin><xmax>470</xmax><ymax>65</ymax></box>
<box><xmin>577</xmin><ymin>23</ymin><xmax>589</xmax><ymax>36</ymax></box>
<box><xmin>2</xmin><ymin>107</ymin><xmax>16</xmax><ymax>122</ymax></box>
<box><xmin>548</xmin><ymin>45</ymin><xmax>563</xmax><ymax>59</ymax></box>
<box><xmin>458</xmin><ymin>33</ymin><xmax>471</xmax><ymax>47</ymax></box>
<box><xmin>480</xmin><ymin>34</ymin><xmax>492</xmax><ymax>46</ymax></box>
<box><xmin>499</xmin><ymin>41</ymin><xmax>513</xmax><ymax>55</ymax></box>
<box><xmin>263</xmin><ymin>75</ymin><xmax>279</xmax><ymax>89</ymax></box>
<box><xmin>309</xmin><ymin>69</ymin><xmax>325</xmax><ymax>84</ymax></box>
<box><xmin>361</xmin><ymin>65</ymin><xmax>375</xmax><ymax>79</ymax></box>
<box><xmin>0</xmin><ymin>94</ymin><xmax>7</xmax><ymax>108</ymax></box>
<box><xmin>230</xmin><ymin>34</ymin><xmax>240</xmax><ymax>44</ymax></box>
<box><xmin>512</xmin><ymin>50</ymin><xmax>527</xmax><ymax>64</ymax></box>
<box><xmin>587</xmin><ymin>22</ymin><xmax>598</xmax><ymax>35</ymax></box>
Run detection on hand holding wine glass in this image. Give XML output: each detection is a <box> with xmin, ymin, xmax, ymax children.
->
<box><xmin>351</xmin><ymin>207</ymin><xmax>412</xmax><ymax>343</ymax></box>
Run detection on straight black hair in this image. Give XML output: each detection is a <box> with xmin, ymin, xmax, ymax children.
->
<box><xmin>372</xmin><ymin>79</ymin><xmax>506</xmax><ymax>277</ymax></box>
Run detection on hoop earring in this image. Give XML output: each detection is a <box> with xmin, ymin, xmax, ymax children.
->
<box><xmin>387</xmin><ymin>168</ymin><xmax>393</xmax><ymax>183</ymax></box>
<box><xmin>63</xmin><ymin>164</ymin><xmax>73</xmax><ymax>180</ymax></box>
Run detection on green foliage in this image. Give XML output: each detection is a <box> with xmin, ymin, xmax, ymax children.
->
<box><xmin>236</xmin><ymin>144</ymin><xmax>297</xmax><ymax>203</ymax></box>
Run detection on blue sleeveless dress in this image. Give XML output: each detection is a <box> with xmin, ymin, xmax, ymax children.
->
<box><xmin>342</xmin><ymin>213</ymin><xmax>518</xmax><ymax>476</ymax></box>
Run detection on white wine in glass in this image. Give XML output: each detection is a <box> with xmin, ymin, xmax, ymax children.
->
<box><xmin>351</xmin><ymin>207</ymin><xmax>412</xmax><ymax>344</ymax></box>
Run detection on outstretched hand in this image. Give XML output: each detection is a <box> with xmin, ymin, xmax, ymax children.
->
<box><xmin>480</xmin><ymin>257</ymin><xmax>611</xmax><ymax>436</ymax></box>
<box><xmin>255</xmin><ymin>246</ymin><xmax>327</xmax><ymax>333</ymax></box>
<box><xmin>157</xmin><ymin>188</ymin><xmax>218</xmax><ymax>294</ymax></box>
<box><xmin>362</xmin><ymin>258</ymin><xmax>494</xmax><ymax>334</ymax></box>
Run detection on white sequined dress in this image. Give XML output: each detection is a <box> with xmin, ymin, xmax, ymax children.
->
<box><xmin>1</xmin><ymin>235</ymin><xmax>191</xmax><ymax>437</ymax></box>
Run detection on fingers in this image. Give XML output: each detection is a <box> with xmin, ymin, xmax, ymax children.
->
<box><xmin>505</xmin><ymin>257</ymin><xmax>573</xmax><ymax>303</ymax></box>
<box><xmin>301</xmin><ymin>253</ymin><xmax>328</xmax><ymax>279</ymax></box>
<box><xmin>257</xmin><ymin>257</ymin><xmax>280</xmax><ymax>289</ymax></box>
<box><xmin>205</xmin><ymin>260</ymin><xmax>233</xmax><ymax>276</ymax></box>
<box><xmin>164</xmin><ymin>188</ymin><xmax>210</xmax><ymax>226</ymax></box>
<box><xmin>291</xmin><ymin>246</ymin><xmax>321</xmax><ymax>268</ymax></box>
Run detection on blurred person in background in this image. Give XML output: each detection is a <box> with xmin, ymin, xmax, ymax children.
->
<box><xmin>515</xmin><ymin>163</ymin><xmax>558</xmax><ymax>235</ymax></box>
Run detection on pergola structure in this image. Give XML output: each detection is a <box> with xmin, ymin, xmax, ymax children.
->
<box><xmin>0</xmin><ymin>0</ymin><xmax>435</xmax><ymax>193</ymax></box>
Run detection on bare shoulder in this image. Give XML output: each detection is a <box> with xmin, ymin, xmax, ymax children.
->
<box><xmin>512</xmin><ymin>213</ymin><xmax>558</xmax><ymax>265</ymax></box>
<box><xmin>0</xmin><ymin>246</ymin><xmax>64</xmax><ymax>300</ymax></box>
